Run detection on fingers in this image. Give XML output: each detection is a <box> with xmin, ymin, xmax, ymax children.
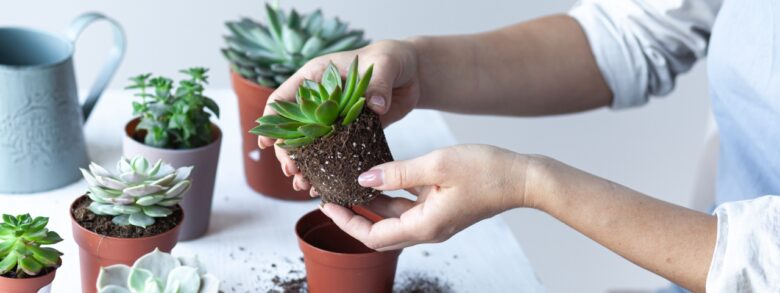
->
<box><xmin>357</xmin><ymin>150</ymin><xmax>446</xmax><ymax>191</ymax></box>
<box><xmin>363</xmin><ymin>194</ymin><xmax>415</xmax><ymax>218</ymax></box>
<box><xmin>274</xmin><ymin>144</ymin><xmax>297</xmax><ymax>177</ymax></box>
<box><xmin>363</xmin><ymin>56</ymin><xmax>398</xmax><ymax>115</ymax></box>
<box><xmin>321</xmin><ymin>203</ymin><xmax>416</xmax><ymax>251</ymax></box>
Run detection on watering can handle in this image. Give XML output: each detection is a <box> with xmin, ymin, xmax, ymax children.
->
<box><xmin>67</xmin><ymin>12</ymin><xmax>126</xmax><ymax>121</ymax></box>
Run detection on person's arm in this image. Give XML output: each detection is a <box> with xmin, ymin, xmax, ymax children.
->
<box><xmin>321</xmin><ymin>145</ymin><xmax>716</xmax><ymax>292</ymax></box>
<box><xmin>410</xmin><ymin>15</ymin><xmax>612</xmax><ymax>115</ymax></box>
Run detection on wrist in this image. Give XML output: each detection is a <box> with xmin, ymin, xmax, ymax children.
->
<box><xmin>515</xmin><ymin>155</ymin><xmax>560</xmax><ymax>212</ymax></box>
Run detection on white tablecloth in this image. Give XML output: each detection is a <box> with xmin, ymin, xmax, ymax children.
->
<box><xmin>0</xmin><ymin>90</ymin><xmax>543</xmax><ymax>292</ymax></box>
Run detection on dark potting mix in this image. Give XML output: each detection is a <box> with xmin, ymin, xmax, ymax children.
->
<box><xmin>72</xmin><ymin>196</ymin><xmax>183</xmax><ymax>238</ymax></box>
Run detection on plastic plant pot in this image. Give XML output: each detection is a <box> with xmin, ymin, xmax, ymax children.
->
<box><xmin>0</xmin><ymin>269</ymin><xmax>56</xmax><ymax>293</ymax></box>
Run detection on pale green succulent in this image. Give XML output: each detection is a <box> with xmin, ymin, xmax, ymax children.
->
<box><xmin>80</xmin><ymin>156</ymin><xmax>192</xmax><ymax>228</ymax></box>
<box><xmin>0</xmin><ymin>214</ymin><xmax>63</xmax><ymax>277</ymax></box>
<box><xmin>96</xmin><ymin>248</ymin><xmax>220</xmax><ymax>293</ymax></box>
<box><xmin>222</xmin><ymin>3</ymin><xmax>369</xmax><ymax>88</ymax></box>
<box><xmin>250</xmin><ymin>57</ymin><xmax>372</xmax><ymax>149</ymax></box>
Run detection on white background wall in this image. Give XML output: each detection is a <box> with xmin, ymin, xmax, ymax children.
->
<box><xmin>0</xmin><ymin>1</ymin><xmax>712</xmax><ymax>292</ymax></box>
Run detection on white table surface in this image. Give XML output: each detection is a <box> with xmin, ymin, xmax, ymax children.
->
<box><xmin>0</xmin><ymin>89</ymin><xmax>543</xmax><ymax>292</ymax></box>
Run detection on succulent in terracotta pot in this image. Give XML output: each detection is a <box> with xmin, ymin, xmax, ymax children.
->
<box><xmin>223</xmin><ymin>3</ymin><xmax>370</xmax><ymax>201</ymax></box>
<box><xmin>251</xmin><ymin>57</ymin><xmax>393</xmax><ymax>206</ymax></box>
<box><xmin>123</xmin><ymin>68</ymin><xmax>222</xmax><ymax>241</ymax></box>
<box><xmin>71</xmin><ymin>156</ymin><xmax>191</xmax><ymax>293</ymax></box>
<box><xmin>0</xmin><ymin>214</ymin><xmax>63</xmax><ymax>293</ymax></box>
<box><xmin>96</xmin><ymin>248</ymin><xmax>220</xmax><ymax>293</ymax></box>
<box><xmin>222</xmin><ymin>3</ymin><xmax>369</xmax><ymax>88</ymax></box>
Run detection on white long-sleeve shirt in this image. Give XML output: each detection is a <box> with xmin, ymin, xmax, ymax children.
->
<box><xmin>568</xmin><ymin>0</ymin><xmax>780</xmax><ymax>291</ymax></box>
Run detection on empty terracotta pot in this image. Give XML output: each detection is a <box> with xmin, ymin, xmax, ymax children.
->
<box><xmin>70</xmin><ymin>196</ymin><xmax>181</xmax><ymax>293</ymax></box>
<box><xmin>296</xmin><ymin>209</ymin><xmax>402</xmax><ymax>293</ymax></box>
<box><xmin>122</xmin><ymin>118</ymin><xmax>222</xmax><ymax>241</ymax></box>
<box><xmin>230</xmin><ymin>70</ymin><xmax>311</xmax><ymax>201</ymax></box>
<box><xmin>0</xmin><ymin>270</ymin><xmax>56</xmax><ymax>293</ymax></box>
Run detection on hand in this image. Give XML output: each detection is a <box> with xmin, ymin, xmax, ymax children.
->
<box><xmin>320</xmin><ymin>144</ymin><xmax>538</xmax><ymax>251</ymax></box>
<box><xmin>257</xmin><ymin>40</ymin><xmax>422</xmax><ymax>193</ymax></box>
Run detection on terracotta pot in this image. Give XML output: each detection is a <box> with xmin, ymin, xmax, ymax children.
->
<box><xmin>0</xmin><ymin>269</ymin><xmax>56</xmax><ymax>293</ymax></box>
<box><xmin>70</xmin><ymin>196</ymin><xmax>181</xmax><ymax>293</ymax></box>
<box><xmin>230</xmin><ymin>70</ymin><xmax>311</xmax><ymax>201</ymax></box>
<box><xmin>296</xmin><ymin>209</ymin><xmax>402</xmax><ymax>293</ymax></box>
<box><xmin>122</xmin><ymin>118</ymin><xmax>222</xmax><ymax>241</ymax></box>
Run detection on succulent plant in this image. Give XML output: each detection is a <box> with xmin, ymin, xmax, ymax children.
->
<box><xmin>96</xmin><ymin>248</ymin><xmax>220</xmax><ymax>293</ymax></box>
<box><xmin>0</xmin><ymin>214</ymin><xmax>63</xmax><ymax>277</ymax></box>
<box><xmin>222</xmin><ymin>3</ymin><xmax>370</xmax><ymax>88</ymax></box>
<box><xmin>127</xmin><ymin>68</ymin><xmax>220</xmax><ymax>149</ymax></box>
<box><xmin>250</xmin><ymin>57</ymin><xmax>372</xmax><ymax>149</ymax></box>
<box><xmin>80</xmin><ymin>156</ymin><xmax>192</xmax><ymax>228</ymax></box>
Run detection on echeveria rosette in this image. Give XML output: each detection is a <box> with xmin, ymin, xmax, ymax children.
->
<box><xmin>250</xmin><ymin>57</ymin><xmax>372</xmax><ymax>149</ymax></box>
<box><xmin>96</xmin><ymin>248</ymin><xmax>220</xmax><ymax>293</ymax></box>
<box><xmin>222</xmin><ymin>3</ymin><xmax>369</xmax><ymax>88</ymax></box>
<box><xmin>0</xmin><ymin>214</ymin><xmax>63</xmax><ymax>277</ymax></box>
<box><xmin>80</xmin><ymin>156</ymin><xmax>192</xmax><ymax>228</ymax></box>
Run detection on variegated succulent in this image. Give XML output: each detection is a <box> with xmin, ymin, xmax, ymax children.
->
<box><xmin>222</xmin><ymin>3</ymin><xmax>369</xmax><ymax>88</ymax></box>
<box><xmin>0</xmin><ymin>214</ymin><xmax>63</xmax><ymax>277</ymax></box>
<box><xmin>97</xmin><ymin>248</ymin><xmax>219</xmax><ymax>293</ymax></box>
<box><xmin>80</xmin><ymin>156</ymin><xmax>192</xmax><ymax>228</ymax></box>
<box><xmin>250</xmin><ymin>57</ymin><xmax>372</xmax><ymax>149</ymax></box>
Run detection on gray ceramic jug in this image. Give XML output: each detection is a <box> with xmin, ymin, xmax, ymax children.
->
<box><xmin>0</xmin><ymin>12</ymin><xmax>125</xmax><ymax>193</ymax></box>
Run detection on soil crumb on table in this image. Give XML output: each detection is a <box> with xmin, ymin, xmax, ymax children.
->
<box><xmin>268</xmin><ymin>276</ymin><xmax>307</xmax><ymax>293</ymax></box>
<box><xmin>394</xmin><ymin>272</ymin><xmax>455</xmax><ymax>293</ymax></box>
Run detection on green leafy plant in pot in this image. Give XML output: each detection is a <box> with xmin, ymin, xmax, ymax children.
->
<box><xmin>0</xmin><ymin>214</ymin><xmax>63</xmax><ymax>293</ymax></box>
<box><xmin>251</xmin><ymin>57</ymin><xmax>393</xmax><ymax>206</ymax></box>
<box><xmin>70</xmin><ymin>156</ymin><xmax>192</xmax><ymax>293</ymax></box>
<box><xmin>122</xmin><ymin>68</ymin><xmax>222</xmax><ymax>241</ymax></box>
<box><xmin>223</xmin><ymin>3</ymin><xmax>370</xmax><ymax>200</ymax></box>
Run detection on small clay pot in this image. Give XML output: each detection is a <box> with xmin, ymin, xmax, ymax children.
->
<box><xmin>296</xmin><ymin>209</ymin><xmax>402</xmax><ymax>293</ymax></box>
<box><xmin>0</xmin><ymin>270</ymin><xmax>56</xmax><ymax>293</ymax></box>
<box><xmin>230</xmin><ymin>70</ymin><xmax>311</xmax><ymax>201</ymax></box>
<box><xmin>70</xmin><ymin>196</ymin><xmax>181</xmax><ymax>293</ymax></box>
<box><xmin>123</xmin><ymin>118</ymin><xmax>222</xmax><ymax>241</ymax></box>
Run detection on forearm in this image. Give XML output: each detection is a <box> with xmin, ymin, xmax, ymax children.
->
<box><xmin>525</xmin><ymin>157</ymin><xmax>716</xmax><ymax>292</ymax></box>
<box><xmin>409</xmin><ymin>15</ymin><xmax>612</xmax><ymax>116</ymax></box>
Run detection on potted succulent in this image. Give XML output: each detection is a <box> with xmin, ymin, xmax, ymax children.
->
<box><xmin>222</xmin><ymin>3</ymin><xmax>369</xmax><ymax>200</ymax></box>
<box><xmin>296</xmin><ymin>209</ymin><xmax>401</xmax><ymax>293</ymax></box>
<box><xmin>71</xmin><ymin>156</ymin><xmax>192</xmax><ymax>293</ymax></box>
<box><xmin>0</xmin><ymin>214</ymin><xmax>63</xmax><ymax>293</ymax></box>
<box><xmin>96</xmin><ymin>248</ymin><xmax>220</xmax><ymax>293</ymax></box>
<box><xmin>122</xmin><ymin>68</ymin><xmax>222</xmax><ymax>241</ymax></box>
<box><xmin>251</xmin><ymin>57</ymin><xmax>392</xmax><ymax>206</ymax></box>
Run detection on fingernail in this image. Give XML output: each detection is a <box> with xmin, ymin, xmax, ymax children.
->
<box><xmin>292</xmin><ymin>180</ymin><xmax>300</xmax><ymax>191</ymax></box>
<box><xmin>368</xmin><ymin>96</ymin><xmax>386</xmax><ymax>110</ymax></box>
<box><xmin>282</xmin><ymin>163</ymin><xmax>291</xmax><ymax>177</ymax></box>
<box><xmin>358</xmin><ymin>169</ymin><xmax>383</xmax><ymax>187</ymax></box>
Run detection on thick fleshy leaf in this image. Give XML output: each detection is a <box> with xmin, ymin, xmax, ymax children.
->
<box><xmin>342</xmin><ymin>97</ymin><xmax>366</xmax><ymax>126</ymax></box>
<box><xmin>156</xmin><ymin>164</ymin><xmax>176</xmax><ymax>178</ymax></box>
<box><xmin>0</xmin><ymin>252</ymin><xmax>18</xmax><ymax>274</ymax></box>
<box><xmin>113</xmin><ymin>196</ymin><xmax>136</xmax><ymax>205</ymax></box>
<box><xmin>319</xmin><ymin>35</ymin><xmax>363</xmax><ymax>55</ymax></box>
<box><xmin>90</xmin><ymin>186</ymin><xmax>122</xmax><ymax>199</ymax></box>
<box><xmin>89</xmin><ymin>202</ymin><xmax>121</xmax><ymax>216</ymax></box>
<box><xmin>300</xmin><ymin>36</ymin><xmax>325</xmax><ymax>58</ymax></box>
<box><xmin>112</xmin><ymin>215</ymin><xmax>131</xmax><ymax>226</ymax></box>
<box><xmin>177</xmin><ymin>256</ymin><xmax>206</xmax><ymax>275</ymax></box>
<box><xmin>117</xmin><ymin>157</ymin><xmax>134</xmax><ymax>174</ymax></box>
<box><xmin>96</xmin><ymin>176</ymin><xmax>128</xmax><ymax>190</ymax></box>
<box><xmin>28</xmin><ymin>231</ymin><xmax>62</xmax><ymax>245</ymax></box>
<box><xmin>270</xmin><ymin>101</ymin><xmax>310</xmax><ymax>122</ymax></box>
<box><xmin>124</xmin><ymin>185</ymin><xmax>165</xmax><ymax>197</ymax></box>
<box><xmin>89</xmin><ymin>162</ymin><xmax>113</xmax><ymax>178</ymax></box>
<box><xmin>257</xmin><ymin>115</ymin><xmax>294</xmax><ymax>125</ymax></box>
<box><xmin>113</xmin><ymin>205</ymin><xmax>142</xmax><ymax>214</ymax></box>
<box><xmin>280</xmin><ymin>136</ymin><xmax>315</xmax><ymax>149</ymax></box>
<box><xmin>345</xmin><ymin>64</ymin><xmax>373</xmax><ymax>116</ymax></box>
<box><xmin>281</xmin><ymin>26</ymin><xmax>304</xmax><ymax>53</ymax></box>
<box><xmin>81</xmin><ymin>168</ymin><xmax>101</xmax><ymax>187</ymax></box>
<box><xmin>175</xmin><ymin>167</ymin><xmax>193</xmax><ymax>182</ymax></box>
<box><xmin>299</xmin><ymin>95</ymin><xmax>319</xmax><ymax>122</ymax></box>
<box><xmin>136</xmin><ymin>195</ymin><xmax>165</xmax><ymax>206</ymax></box>
<box><xmin>250</xmin><ymin>124</ymin><xmax>304</xmax><ymax>139</ymax></box>
<box><xmin>264</xmin><ymin>3</ymin><xmax>283</xmax><ymax>44</ymax></box>
<box><xmin>157</xmin><ymin>199</ymin><xmax>180</xmax><ymax>207</ymax></box>
<box><xmin>277</xmin><ymin>122</ymin><xmax>306</xmax><ymax>131</ymax></box>
<box><xmin>298</xmin><ymin>124</ymin><xmax>333</xmax><ymax>139</ymax></box>
<box><xmin>143</xmin><ymin>206</ymin><xmax>173</xmax><ymax>218</ymax></box>
<box><xmin>88</xmin><ymin>191</ymin><xmax>112</xmax><ymax>205</ymax></box>
<box><xmin>321</xmin><ymin>62</ymin><xmax>342</xmax><ymax>94</ymax></box>
<box><xmin>133</xmin><ymin>248</ymin><xmax>180</xmax><ymax>283</ymax></box>
<box><xmin>318</xmin><ymin>84</ymin><xmax>329</xmax><ymax>104</ymax></box>
<box><xmin>97</xmin><ymin>265</ymin><xmax>131</xmax><ymax>289</ymax></box>
<box><xmin>165</xmin><ymin>181</ymin><xmax>191</xmax><ymax>199</ymax></box>
<box><xmin>129</xmin><ymin>213</ymin><xmax>155</xmax><ymax>228</ymax></box>
<box><xmin>128</xmin><ymin>268</ymin><xmax>155</xmax><ymax>293</ymax></box>
<box><xmin>119</xmin><ymin>172</ymin><xmax>144</xmax><ymax>184</ymax></box>
<box><xmin>29</xmin><ymin>246</ymin><xmax>60</xmax><ymax>267</ymax></box>
<box><xmin>148</xmin><ymin>160</ymin><xmax>163</xmax><ymax>177</ymax></box>
<box><xmin>315</xmin><ymin>100</ymin><xmax>339</xmax><ymax>125</ymax></box>
<box><xmin>131</xmin><ymin>157</ymin><xmax>150</xmax><ymax>173</ymax></box>
<box><xmin>198</xmin><ymin>274</ymin><xmax>221</xmax><ymax>293</ymax></box>
<box><xmin>164</xmin><ymin>266</ymin><xmax>201</xmax><ymax>293</ymax></box>
<box><xmin>98</xmin><ymin>285</ymin><xmax>132</xmax><ymax>293</ymax></box>
<box><xmin>150</xmin><ymin>173</ymin><xmax>176</xmax><ymax>187</ymax></box>
<box><xmin>340</xmin><ymin>57</ymin><xmax>359</xmax><ymax>112</ymax></box>
<box><xmin>19</xmin><ymin>254</ymin><xmax>43</xmax><ymax>275</ymax></box>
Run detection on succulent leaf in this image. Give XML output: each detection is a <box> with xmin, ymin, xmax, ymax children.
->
<box><xmin>0</xmin><ymin>214</ymin><xmax>63</xmax><ymax>277</ymax></box>
<box><xmin>315</xmin><ymin>100</ymin><xmax>339</xmax><ymax>125</ymax></box>
<box><xmin>342</xmin><ymin>97</ymin><xmax>366</xmax><ymax>126</ymax></box>
<box><xmin>80</xmin><ymin>157</ymin><xmax>192</xmax><ymax>228</ymax></box>
<box><xmin>298</xmin><ymin>124</ymin><xmax>333</xmax><ymax>138</ymax></box>
<box><xmin>250</xmin><ymin>124</ymin><xmax>305</xmax><ymax>139</ymax></box>
<box><xmin>97</xmin><ymin>249</ymin><xmax>220</xmax><ymax>293</ymax></box>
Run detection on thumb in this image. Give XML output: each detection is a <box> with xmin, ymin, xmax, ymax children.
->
<box><xmin>357</xmin><ymin>152</ymin><xmax>444</xmax><ymax>190</ymax></box>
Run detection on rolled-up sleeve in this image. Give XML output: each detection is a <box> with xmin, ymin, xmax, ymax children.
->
<box><xmin>707</xmin><ymin>196</ymin><xmax>780</xmax><ymax>292</ymax></box>
<box><xmin>568</xmin><ymin>0</ymin><xmax>721</xmax><ymax>108</ymax></box>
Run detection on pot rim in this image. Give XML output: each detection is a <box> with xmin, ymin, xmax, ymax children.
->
<box><xmin>296</xmin><ymin>209</ymin><xmax>402</xmax><ymax>258</ymax></box>
<box><xmin>0</xmin><ymin>267</ymin><xmax>57</xmax><ymax>281</ymax></box>
<box><xmin>124</xmin><ymin>118</ymin><xmax>222</xmax><ymax>153</ymax></box>
<box><xmin>230</xmin><ymin>69</ymin><xmax>277</xmax><ymax>92</ymax></box>
<box><xmin>69</xmin><ymin>195</ymin><xmax>184</xmax><ymax>241</ymax></box>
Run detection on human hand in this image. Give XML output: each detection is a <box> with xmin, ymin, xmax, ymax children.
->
<box><xmin>320</xmin><ymin>144</ymin><xmax>539</xmax><ymax>251</ymax></box>
<box><xmin>256</xmin><ymin>40</ymin><xmax>422</xmax><ymax>193</ymax></box>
